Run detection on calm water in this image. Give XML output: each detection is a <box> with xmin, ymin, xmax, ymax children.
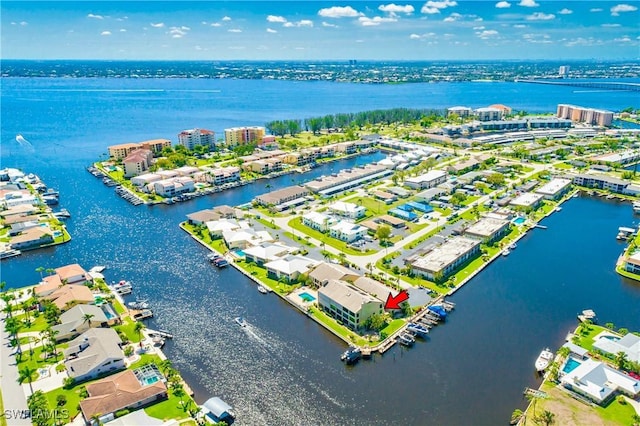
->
<box><xmin>2</xmin><ymin>77</ymin><xmax>640</xmax><ymax>425</ymax></box>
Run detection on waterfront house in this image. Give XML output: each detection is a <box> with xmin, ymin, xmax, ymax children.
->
<box><xmin>0</xmin><ymin>204</ymin><xmax>39</xmax><ymax>218</ymax></box>
<box><xmin>329</xmin><ymin>221</ymin><xmax>368</xmax><ymax>243</ymax></box>
<box><xmin>560</xmin><ymin>358</ymin><xmax>639</xmax><ymax>405</ymax></box>
<box><xmin>464</xmin><ymin>218</ymin><xmax>510</xmax><ymax>244</ymax></box>
<box><xmin>79</xmin><ymin>368</ymin><xmax>168</xmax><ymax>425</ymax></box>
<box><xmin>309</xmin><ymin>262</ymin><xmax>359</xmax><ymax>288</ymax></box>
<box><xmin>405</xmin><ymin>170</ymin><xmax>447</xmax><ymax>190</ymax></box>
<box><xmin>52</xmin><ymin>304</ymin><xmax>109</xmax><ymax>342</ymax></box>
<box><xmin>9</xmin><ymin>220</ymin><xmax>41</xmax><ymax>236</ymax></box>
<box><xmin>572</xmin><ymin>174</ymin><xmax>630</xmax><ymax>194</ymax></box>
<box><xmin>411</xmin><ymin>237</ymin><xmax>481</xmax><ymax>282</ymax></box>
<box><xmin>123</xmin><ymin>149</ymin><xmax>153</xmax><ymax>178</ymax></box>
<box><xmin>64</xmin><ymin>328</ymin><xmax>124</xmax><ymax>383</ymax></box>
<box><xmin>447</xmin><ymin>106</ymin><xmax>473</xmax><ymax>118</ymax></box>
<box><xmin>561</xmin><ymin>342</ymin><xmax>589</xmax><ymax>360</ymax></box>
<box><xmin>45</xmin><ymin>284</ymin><xmax>95</xmax><ymax>311</ymax></box>
<box><xmin>328</xmin><ymin>201</ymin><xmax>366</xmax><ymax>220</ymax></box>
<box><xmin>243</xmin><ymin>243</ymin><xmax>292</xmax><ymax>266</ymax></box>
<box><xmin>302</xmin><ymin>211</ymin><xmax>334</xmax><ymax>232</ymax></box>
<box><xmin>188</xmin><ymin>209</ymin><xmax>222</xmax><ymax>226</ymax></box>
<box><xmin>265</xmin><ymin>255</ymin><xmax>317</xmax><ymax>283</ymax></box>
<box><xmin>55</xmin><ymin>263</ymin><xmax>89</xmax><ymax>284</ymax></box>
<box><xmin>535</xmin><ymin>178</ymin><xmax>572</xmax><ymax>200</ymax></box>
<box><xmin>9</xmin><ymin>227</ymin><xmax>54</xmax><ymax>251</ymax></box>
<box><xmin>222</xmin><ymin>228</ymin><xmax>273</xmax><ymax>250</ymax></box>
<box><xmin>153</xmin><ymin>177</ymin><xmax>195</xmax><ymax>197</ymax></box>
<box><xmin>592</xmin><ymin>332</ymin><xmax>640</xmax><ymax>364</ymax></box>
<box><xmin>317</xmin><ymin>279</ymin><xmax>384</xmax><ymax>331</ymax></box>
<box><xmin>624</xmin><ymin>252</ymin><xmax>640</xmax><ymax>275</ymax></box>
<box><xmin>35</xmin><ymin>274</ymin><xmax>64</xmax><ymax>297</ymax></box>
<box><xmin>130</xmin><ymin>173</ymin><xmax>162</xmax><ymax>187</ymax></box>
<box><xmin>206</xmin><ymin>218</ymin><xmax>244</xmax><ymax>238</ymax></box>
<box><xmin>509</xmin><ymin>193</ymin><xmax>544</xmax><ymax>211</ymax></box>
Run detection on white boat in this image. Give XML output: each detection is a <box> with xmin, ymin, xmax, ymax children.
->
<box><xmin>127</xmin><ymin>299</ymin><xmax>149</xmax><ymax>310</ymax></box>
<box><xmin>502</xmin><ymin>249</ymin><xmax>511</xmax><ymax>256</ymax></box>
<box><xmin>633</xmin><ymin>202</ymin><xmax>640</xmax><ymax>214</ymax></box>
<box><xmin>535</xmin><ymin>348</ymin><xmax>554</xmax><ymax>372</ymax></box>
<box><xmin>257</xmin><ymin>286</ymin><xmax>268</xmax><ymax>294</ymax></box>
<box><xmin>235</xmin><ymin>316</ymin><xmax>247</xmax><ymax>327</ymax></box>
<box><xmin>578</xmin><ymin>309</ymin><xmax>597</xmax><ymax>323</ymax></box>
<box><xmin>509</xmin><ymin>242</ymin><xmax>517</xmax><ymax>250</ymax></box>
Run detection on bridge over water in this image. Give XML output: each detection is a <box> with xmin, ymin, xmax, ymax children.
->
<box><xmin>515</xmin><ymin>79</ymin><xmax>640</xmax><ymax>92</ymax></box>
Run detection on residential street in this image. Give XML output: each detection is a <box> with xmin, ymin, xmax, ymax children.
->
<box><xmin>1</xmin><ymin>314</ymin><xmax>32</xmax><ymax>426</ymax></box>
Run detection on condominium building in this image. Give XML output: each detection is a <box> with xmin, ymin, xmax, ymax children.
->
<box><xmin>178</xmin><ymin>128</ymin><xmax>216</xmax><ymax>150</ymax></box>
<box><xmin>317</xmin><ymin>279</ymin><xmax>384</xmax><ymax>331</ymax></box>
<box><xmin>108</xmin><ymin>139</ymin><xmax>171</xmax><ymax>160</ymax></box>
<box><xmin>224</xmin><ymin>126</ymin><xmax>266</xmax><ymax>146</ymax></box>
<box><xmin>123</xmin><ymin>149</ymin><xmax>153</xmax><ymax>178</ymax></box>
<box><xmin>411</xmin><ymin>236</ymin><xmax>481</xmax><ymax>281</ymax></box>
<box><xmin>475</xmin><ymin>107</ymin><xmax>503</xmax><ymax>122</ymax></box>
<box><xmin>557</xmin><ymin>104</ymin><xmax>613</xmax><ymax>127</ymax></box>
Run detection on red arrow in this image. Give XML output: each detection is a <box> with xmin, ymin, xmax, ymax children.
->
<box><xmin>384</xmin><ymin>290</ymin><xmax>409</xmax><ymax>309</ymax></box>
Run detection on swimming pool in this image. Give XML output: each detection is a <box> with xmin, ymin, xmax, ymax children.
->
<box><xmin>299</xmin><ymin>292</ymin><xmax>316</xmax><ymax>302</ymax></box>
<box><xmin>234</xmin><ymin>249</ymin><xmax>246</xmax><ymax>257</ymax></box>
<box><xmin>101</xmin><ymin>303</ymin><xmax>117</xmax><ymax>320</ymax></box>
<box><xmin>562</xmin><ymin>357</ymin><xmax>582</xmax><ymax>374</ymax></box>
<box><xmin>512</xmin><ymin>217</ymin><xmax>526</xmax><ymax>225</ymax></box>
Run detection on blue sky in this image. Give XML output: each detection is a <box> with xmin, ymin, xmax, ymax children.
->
<box><xmin>2</xmin><ymin>1</ymin><xmax>639</xmax><ymax>60</ymax></box>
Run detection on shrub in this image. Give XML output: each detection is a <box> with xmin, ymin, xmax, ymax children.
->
<box><xmin>115</xmin><ymin>409</ymin><xmax>130</xmax><ymax>418</ymax></box>
<box><xmin>56</xmin><ymin>394</ymin><xmax>67</xmax><ymax>407</ymax></box>
<box><xmin>63</xmin><ymin>377</ymin><xmax>76</xmax><ymax>390</ymax></box>
<box><xmin>55</xmin><ymin>364</ymin><xmax>66</xmax><ymax>373</ymax></box>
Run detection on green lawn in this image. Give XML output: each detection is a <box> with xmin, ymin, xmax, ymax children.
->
<box><xmin>45</xmin><ymin>382</ymin><xmax>86</xmax><ymax>422</ymax></box>
<box><xmin>16</xmin><ymin>343</ymin><xmax>68</xmax><ymax>375</ymax></box>
<box><xmin>128</xmin><ymin>353</ymin><xmax>163</xmax><ymax>370</ymax></box>
<box><xmin>180</xmin><ymin>223</ymin><xmax>227</xmax><ymax>254</ymax></box>
<box><xmin>553</xmin><ymin>162</ymin><xmax>573</xmax><ymax>170</ymax></box>
<box><xmin>234</xmin><ymin>260</ymin><xmax>299</xmax><ymax>295</ymax></box>
<box><xmin>308</xmin><ymin>307</ymin><xmax>369</xmax><ymax>346</ymax></box>
<box><xmin>255</xmin><ymin>217</ymin><xmax>278</xmax><ymax>229</ymax></box>
<box><xmin>288</xmin><ymin>217</ymin><xmax>375</xmax><ymax>256</ymax></box>
<box><xmin>144</xmin><ymin>393</ymin><xmax>194</xmax><ymax>422</ymax></box>
<box><xmin>381</xmin><ymin>319</ymin><xmax>405</xmax><ymax>337</ymax></box>
<box><xmin>113</xmin><ymin>299</ymin><xmax>126</xmax><ymax>315</ymax></box>
<box><xmin>616</xmin><ymin>265</ymin><xmax>640</xmax><ymax>282</ymax></box>
<box><xmin>114</xmin><ymin>317</ymin><xmax>142</xmax><ymax>344</ymax></box>
<box><xmin>573</xmin><ymin>324</ymin><xmax>606</xmax><ymax>352</ymax></box>
<box><xmin>13</xmin><ymin>313</ymin><xmax>50</xmax><ymax>333</ymax></box>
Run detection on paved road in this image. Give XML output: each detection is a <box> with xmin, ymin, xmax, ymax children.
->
<box><xmin>0</xmin><ymin>314</ymin><xmax>32</xmax><ymax>426</ymax></box>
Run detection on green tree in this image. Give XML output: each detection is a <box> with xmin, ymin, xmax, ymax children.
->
<box><xmin>18</xmin><ymin>365</ymin><xmax>37</xmax><ymax>396</ymax></box>
<box><xmin>82</xmin><ymin>313</ymin><xmax>95</xmax><ymax>327</ymax></box>
<box><xmin>533</xmin><ymin>410</ymin><xmax>556</xmax><ymax>426</ymax></box>
<box><xmin>376</xmin><ymin>225</ymin><xmax>392</xmax><ymax>246</ymax></box>
<box><xmin>615</xmin><ymin>351</ymin><xmax>629</xmax><ymax>370</ymax></box>
<box><xmin>365</xmin><ymin>313</ymin><xmax>387</xmax><ymax>331</ymax></box>
<box><xmin>451</xmin><ymin>192</ymin><xmax>467</xmax><ymax>206</ymax></box>
<box><xmin>27</xmin><ymin>390</ymin><xmax>50</xmax><ymax>426</ymax></box>
<box><xmin>486</xmin><ymin>173</ymin><xmax>505</xmax><ymax>187</ymax></box>
<box><xmin>134</xmin><ymin>321</ymin><xmax>146</xmax><ymax>348</ymax></box>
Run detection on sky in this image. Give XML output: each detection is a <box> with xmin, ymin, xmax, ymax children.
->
<box><xmin>1</xmin><ymin>1</ymin><xmax>639</xmax><ymax>60</ymax></box>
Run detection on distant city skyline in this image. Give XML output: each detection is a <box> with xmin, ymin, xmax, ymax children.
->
<box><xmin>2</xmin><ymin>1</ymin><xmax>639</xmax><ymax>60</ymax></box>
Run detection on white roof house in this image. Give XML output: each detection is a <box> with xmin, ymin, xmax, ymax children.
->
<box><xmin>302</xmin><ymin>211</ymin><xmax>335</xmax><ymax>231</ymax></box>
<box><xmin>405</xmin><ymin>170</ymin><xmax>447</xmax><ymax>190</ymax></box>
<box><xmin>328</xmin><ymin>201</ymin><xmax>366</xmax><ymax>219</ymax></box>
<box><xmin>222</xmin><ymin>229</ymin><xmax>273</xmax><ymax>249</ymax></box>
<box><xmin>593</xmin><ymin>332</ymin><xmax>640</xmax><ymax>363</ymax></box>
<box><xmin>535</xmin><ymin>178</ymin><xmax>572</xmax><ymax>199</ymax></box>
<box><xmin>206</xmin><ymin>218</ymin><xmax>242</xmax><ymax>236</ymax></box>
<box><xmin>243</xmin><ymin>243</ymin><xmax>293</xmax><ymax>264</ymax></box>
<box><xmin>130</xmin><ymin>173</ymin><xmax>162</xmax><ymax>187</ymax></box>
<box><xmin>560</xmin><ymin>358</ymin><xmax>640</xmax><ymax>404</ymax></box>
<box><xmin>329</xmin><ymin>221</ymin><xmax>368</xmax><ymax>242</ymax></box>
<box><xmin>510</xmin><ymin>192</ymin><xmax>544</xmax><ymax>208</ymax></box>
<box><xmin>265</xmin><ymin>255</ymin><xmax>317</xmax><ymax>282</ymax></box>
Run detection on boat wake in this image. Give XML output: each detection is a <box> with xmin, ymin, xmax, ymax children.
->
<box><xmin>15</xmin><ymin>134</ymin><xmax>35</xmax><ymax>152</ymax></box>
<box><xmin>240</xmin><ymin>321</ymin><xmax>269</xmax><ymax>346</ymax></box>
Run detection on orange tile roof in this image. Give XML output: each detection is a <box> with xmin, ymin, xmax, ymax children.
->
<box><xmin>54</xmin><ymin>264</ymin><xmax>87</xmax><ymax>282</ymax></box>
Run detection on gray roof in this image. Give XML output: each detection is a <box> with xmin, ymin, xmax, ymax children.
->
<box><xmin>319</xmin><ymin>280</ymin><xmax>382</xmax><ymax>313</ymax></box>
<box><xmin>562</xmin><ymin>342</ymin><xmax>589</xmax><ymax>358</ymax></box>
<box><xmin>64</xmin><ymin>328</ymin><xmax>123</xmax><ymax>378</ymax></box>
<box><xmin>309</xmin><ymin>262</ymin><xmax>358</xmax><ymax>285</ymax></box>
<box><xmin>353</xmin><ymin>276</ymin><xmax>394</xmax><ymax>303</ymax></box>
<box><xmin>53</xmin><ymin>304</ymin><xmax>108</xmax><ymax>338</ymax></box>
<box><xmin>203</xmin><ymin>397</ymin><xmax>233</xmax><ymax>420</ymax></box>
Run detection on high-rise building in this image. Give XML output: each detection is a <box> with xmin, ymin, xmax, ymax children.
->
<box><xmin>557</xmin><ymin>104</ymin><xmax>613</xmax><ymax>126</ymax></box>
<box><xmin>178</xmin><ymin>128</ymin><xmax>216</xmax><ymax>150</ymax></box>
<box><xmin>559</xmin><ymin>65</ymin><xmax>570</xmax><ymax>78</ymax></box>
<box><xmin>224</xmin><ymin>126</ymin><xmax>266</xmax><ymax>146</ymax></box>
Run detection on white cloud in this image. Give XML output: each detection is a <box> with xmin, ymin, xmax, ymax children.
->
<box><xmin>495</xmin><ymin>1</ymin><xmax>511</xmax><ymax>8</ymax></box>
<box><xmin>601</xmin><ymin>23</ymin><xmax>621</xmax><ymax>27</ymax></box>
<box><xmin>614</xmin><ymin>36</ymin><xmax>632</xmax><ymax>42</ymax></box>
<box><xmin>100</xmin><ymin>31</ymin><xmax>111</xmax><ymax>36</ymax></box>
<box><xmin>473</xmin><ymin>25</ymin><xmax>485</xmax><ymax>30</ymax></box>
<box><xmin>322</xmin><ymin>21</ymin><xmax>338</xmax><ymax>27</ymax></box>
<box><xmin>283</xmin><ymin>20</ymin><xmax>314</xmax><ymax>27</ymax></box>
<box><xmin>222</xmin><ymin>16</ymin><xmax>232</xmax><ymax>21</ymax></box>
<box><xmin>564</xmin><ymin>37</ymin><xmax>603</xmax><ymax>47</ymax></box>
<box><xmin>169</xmin><ymin>26</ymin><xmax>190</xmax><ymax>38</ymax></box>
<box><xmin>20</xmin><ymin>21</ymin><xmax>28</xmax><ymax>26</ymax></box>
<box><xmin>476</xmin><ymin>29</ymin><xmax>499</xmax><ymax>39</ymax></box>
<box><xmin>518</xmin><ymin>0</ymin><xmax>539</xmax><ymax>7</ymax></box>
<box><xmin>379</xmin><ymin>4</ymin><xmax>415</xmax><ymax>14</ymax></box>
<box><xmin>358</xmin><ymin>16</ymin><xmax>398</xmax><ymax>26</ymax></box>
<box><xmin>318</xmin><ymin>6</ymin><xmax>362</xmax><ymax>18</ymax></box>
<box><xmin>267</xmin><ymin>15</ymin><xmax>287</xmax><ymax>23</ymax></box>
<box><xmin>211</xmin><ymin>23</ymin><xmax>221</xmax><ymax>27</ymax></box>
<box><xmin>119</xmin><ymin>28</ymin><xmax>126</xmax><ymax>32</ymax></box>
<box><xmin>228</xmin><ymin>28</ymin><xmax>242</xmax><ymax>33</ymax></box>
<box><xmin>558</xmin><ymin>8</ymin><xmax>572</xmax><ymax>15</ymax></box>
<box><xmin>195</xmin><ymin>45</ymin><xmax>203</xmax><ymax>50</ymax></box>
<box><xmin>443</xmin><ymin>12</ymin><xmax>462</xmax><ymax>21</ymax></box>
<box><xmin>201</xmin><ymin>21</ymin><xmax>207</xmax><ymax>25</ymax></box>
<box><xmin>87</xmin><ymin>13</ymin><xmax>104</xmax><ymax>20</ymax></box>
<box><xmin>513</xmin><ymin>24</ymin><xmax>527</xmax><ymax>28</ymax></box>
<box><xmin>526</xmin><ymin>12</ymin><xmax>555</xmax><ymax>20</ymax></box>
<box><xmin>267</xmin><ymin>28</ymin><xmax>278</xmax><ymax>33</ymax></box>
<box><xmin>611</xmin><ymin>4</ymin><xmax>638</xmax><ymax>15</ymax></box>
<box><xmin>150</xmin><ymin>22</ymin><xmax>164</xmax><ymax>28</ymax></box>
<box><xmin>590</xmin><ymin>8</ymin><xmax>603</xmax><ymax>12</ymax></box>
<box><xmin>421</xmin><ymin>0</ymin><xmax>457</xmax><ymax>14</ymax></box>
<box><xmin>409</xmin><ymin>32</ymin><xmax>436</xmax><ymax>39</ymax></box>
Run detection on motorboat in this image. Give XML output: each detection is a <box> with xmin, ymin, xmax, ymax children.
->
<box><xmin>577</xmin><ymin>309</ymin><xmax>597</xmax><ymax>324</ymax></box>
<box><xmin>214</xmin><ymin>258</ymin><xmax>229</xmax><ymax>268</ymax></box>
<box><xmin>127</xmin><ymin>299</ymin><xmax>149</xmax><ymax>310</ymax></box>
<box><xmin>502</xmin><ymin>248</ymin><xmax>511</xmax><ymax>256</ymax></box>
<box><xmin>235</xmin><ymin>316</ymin><xmax>247</xmax><ymax>327</ymax></box>
<box><xmin>634</xmin><ymin>202</ymin><xmax>640</xmax><ymax>214</ymax></box>
<box><xmin>398</xmin><ymin>333</ymin><xmax>415</xmax><ymax>346</ymax></box>
<box><xmin>258</xmin><ymin>286</ymin><xmax>268</xmax><ymax>294</ymax></box>
<box><xmin>509</xmin><ymin>242</ymin><xmax>517</xmax><ymax>250</ymax></box>
<box><xmin>427</xmin><ymin>305</ymin><xmax>447</xmax><ymax>319</ymax></box>
<box><xmin>407</xmin><ymin>323</ymin><xmax>429</xmax><ymax>336</ymax></box>
<box><xmin>535</xmin><ymin>348</ymin><xmax>554</xmax><ymax>372</ymax></box>
<box><xmin>110</xmin><ymin>280</ymin><xmax>132</xmax><ymax>295</ymax></box>
<box><xmin>207</xmin><ymin>252</ymin><xmax>222</xmax><ymax>262</ymax></box>
<box><xmin>340</xmin><ymin>346</ymin><xmax>361</xmax><ymax>364</ymax></box>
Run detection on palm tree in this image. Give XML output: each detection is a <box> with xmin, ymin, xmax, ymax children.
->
<box><xmin>170</xmin><ymin>381</ymin><xmax>186</xmax><ymax>409</ymax></box>
<box><xmin>534</xmin><ymin>410</ymin><xmax>555</xmax><ymax>426</ymax></box>
<box><xmin>615</xmin><ymin>351</ymin><xmax>629</xmax><ymax>370</ymax></box>
<box><xmin>82</xmin><ymin>313</ymin><xmax>95</xmax><ymax>328</ymax></box>
<box><xmin>18</xmin><ymin>365</ymin><xmax>37</xmax><ymax>396</ymax></box>
<box><xmin>525</xmin><ymin>392</ymin><xmax>541</xmax><ymax>417</ymax></box>
<box><xmin>134</xmin><ymin>321</ymin><xmax>146</xmax><ymax>348</ymax></box>
<box><xmin>159</xmin><ymin>359</ymin><xmax>173</xmax><ymax>376</ymax></box>
<box><xmin>35</xmin><ymin>266</ymin><xmax>45</xmax><ymax>280</ymax></box>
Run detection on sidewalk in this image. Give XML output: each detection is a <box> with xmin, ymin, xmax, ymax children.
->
<box><xmin>0</xmin><ymin>314</ymin><xmax>32</xmax><ymax>425</ymax></box>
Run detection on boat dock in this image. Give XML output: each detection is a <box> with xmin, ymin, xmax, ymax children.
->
<box><xmin>146</xmin><ymin>328</ymin><xmax>174</xmax><ymax>339</ymax></box>
<box><xmin>131</xmin><ymin>309</ymin><xmax>154</xmax><ymax>320</ymax></box>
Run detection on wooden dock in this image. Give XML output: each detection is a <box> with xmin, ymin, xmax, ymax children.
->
<box><xmin>147</xmin><ymin>328</ymin><xmax>174</xmax><ymax>339</ymax></box>
<box><xmin>377</xmin><ymin>338</ymin><xmax>397</xmax><ymax>354</ymax></box>
<box><xmin>131</xmin><ymin>309</ymin><xmax>153</xmax><ymax>320</ymax></box>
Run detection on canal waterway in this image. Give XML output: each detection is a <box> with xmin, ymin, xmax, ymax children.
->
<box><xmin>2</xmin><ymin>77</ymin><xmax>640</xmax><ymax>425</ymax></box>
